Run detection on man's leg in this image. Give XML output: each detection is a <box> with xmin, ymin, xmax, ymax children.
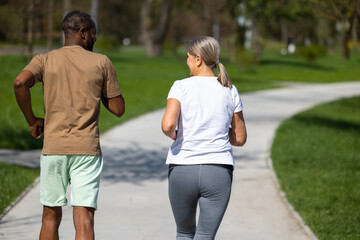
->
<box><xmin>73</xmin><ymin>206</ymin><xmax>95</xmax><ymax>240</ymax></box>
<box><xmin>69</xmin><ymin>155</ymin><xmax>102</xmax><ymax>240</ymax></box>
<box><xmin>39</xmin><ymin>206</ymin><xmax>62</xmax><ymax>240</ymax></box>
<box><xmin>39</xmin><ymin>154</ymin><xmax>69</xmax><ymax>240</ymax></box>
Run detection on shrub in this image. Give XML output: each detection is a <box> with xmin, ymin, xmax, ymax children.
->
<box><xmin>95</xmin><ymin>35</ymin><xmax>120</xmax><ymax>52</ymax></box>
<box><xmin>296</xmin><ymin>45</ymin><xmax>327</xmax><ymax>61</ymax></box>
<box><xmin>235</xmin><ymin>47</ymin><xmax>259</xmax><ymax>72</ymax></box>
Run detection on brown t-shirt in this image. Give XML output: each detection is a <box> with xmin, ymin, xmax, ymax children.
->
<box><xmin>24</xmin><ymin>45</ymin><xmax>122</xmax><ymax>156</ymax></box>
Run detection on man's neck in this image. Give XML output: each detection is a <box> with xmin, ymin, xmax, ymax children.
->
<box><xmin>64</xmin><ymin>37</ymin><xmax>83</xmax><ymax>48</ymax></box>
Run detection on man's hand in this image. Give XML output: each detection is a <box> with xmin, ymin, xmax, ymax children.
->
<box><xmin>29</xmin><ymin>118</ymin><xmax>44</xmax><ymax>139</ymax></box>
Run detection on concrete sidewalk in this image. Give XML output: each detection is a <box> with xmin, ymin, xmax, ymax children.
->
<box><xmin>1</xmin><ymin>81</ymin><xmax>360</xmax><ymax>239</ymax></box>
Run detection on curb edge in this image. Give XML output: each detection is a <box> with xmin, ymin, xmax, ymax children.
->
<box><xmin>0</xmin><ymin>177</ymin><xmax>40</xmax><ymax>222</ymax></box>
<box><xmin>265</xmin><ymin>155</ymin><xmax>318</xmax><ymax>240</ymax></box>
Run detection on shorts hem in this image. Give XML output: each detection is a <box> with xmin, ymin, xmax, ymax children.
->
<box><xmin>41</xmin><ymin>201</ymin><xmax>67</xmax><ymax>207</ymax></box>
<box><xmin>72</xmin><ymin>203</ymin><xmax>98</xmax><ymax>210</ymax></box>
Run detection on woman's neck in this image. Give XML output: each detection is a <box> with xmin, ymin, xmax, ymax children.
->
<box><xmin>193</xmin><ymin>66</ymin><xmax>215</xmax><ymax>77</ymax></box>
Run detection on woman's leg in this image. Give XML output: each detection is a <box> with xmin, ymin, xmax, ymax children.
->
<box><xmin>195</xmin><ymin>165</ymin><xmax>232</xmax><ymax>240</ymax></box>
<box><xmin>168</xmin><ymin>165</ymin><xmax>200</xmax><ymax>240</ymax></box>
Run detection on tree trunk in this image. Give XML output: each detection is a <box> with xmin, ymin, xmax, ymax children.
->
<box><xmin>62</xmin><ymin>0</ymin><xmax>71</xmax><ymax>44</ymax></box>
<box><xmin>90</xmin><ymin>0</ymin><xmax>98</xmax><ymax>27</ymax></box>
<box><xmin>27</xmin><ymin>0</ymin><xmax>34</xmax><ymax>62</ymax></box>
<box><xmin>352</xmin><ymin>13</ymin><xmax>359</xmax><ymax>55</ymax></box>
<box><xmin>354</xmin><ymin>0</ymin><xmax>360</xmax><ymax>55</ymax></box>
<box><xmin>140</xmin><ymin>0</ymin><xmax>172</xmax><ymax>57</ymax></box>
<box><xmin>213</xmin><ymin>21</ymin><xmax>220</xmax><ymax>42</ymax></box>
<box><xmin>47</xmin><ymin>0</ymin><xmax>55</xmax><ymax>51</ymax></box>
<box><xmin>280</xmin><ymin>18</ymin><xmax>287</xmax><ymax>44</ymax></box>
<box><xmin>63</xmin><ymin>0</ymin><xmax>70</xmax><ymax>17</ymax></box>
<box><xmin>140</xmin><ymin>0</ymin><xmax>154</xmax><ymax>55</ymax></box>
<box><xmin>343</xmin><ymin>15</ymin><xmax>354</xmax><ymax>59</ymax></box>
<box><xmin>252</xmin><ymin>21</ymin><xmax>262</xmax><ymax>59</ymax></box>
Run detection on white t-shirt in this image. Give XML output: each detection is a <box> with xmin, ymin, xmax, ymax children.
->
<box><xmin>166</xmin><ymin>76</ymin><xmax>243</xmax><ymax>165</ymax></box>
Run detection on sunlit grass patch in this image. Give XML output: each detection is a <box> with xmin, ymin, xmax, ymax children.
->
<box><xmin>271</xmin><ymin>96</ymin><xmax>360</xmax><ymax>240</ymax></box>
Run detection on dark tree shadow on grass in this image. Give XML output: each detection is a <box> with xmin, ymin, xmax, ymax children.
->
<box><xmin>260</xmin><ymin>59</ymin><xmax>335</xmax><ymax>71</ymax></box>
<box><xmin>292</xmin><ymin>115</ymin><xmax>360</xmax><ymax>134</ymax></box>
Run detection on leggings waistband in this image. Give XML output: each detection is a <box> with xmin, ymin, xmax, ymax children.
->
<box><xmin>169</xmin><ymin>163</ymin><xmax>234</xmax><ymax>172</ymax></box>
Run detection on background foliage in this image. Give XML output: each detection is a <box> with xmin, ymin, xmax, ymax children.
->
<box><xmin>0</xmin><ymin>0</ymin><xmax>359</xmax><ymax>59</ymax></box>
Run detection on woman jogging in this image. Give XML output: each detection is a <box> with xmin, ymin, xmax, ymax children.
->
<box><xmin>162</xmin><ymin>36</ymin><xmax>247</xmax><ymax>239</ymax></box>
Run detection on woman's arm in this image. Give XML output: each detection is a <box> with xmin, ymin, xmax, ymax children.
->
<box><xmin>162</xmin><ymin>98</ymin><xmax>180</xmax><ymax>140</ymax></box>
<box><xmin>229</xmin><ymin>111</ymin><xmax>247</xmax><ymax>146</ymax></box>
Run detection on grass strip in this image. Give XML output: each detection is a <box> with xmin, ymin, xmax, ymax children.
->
<box><xmin>0</xmin><ymin>163</ymin><xmax>40</xmax><ymax>215</ymax></box>
<box><xmin>271</xmin><ymin>96</ymin><xmax>360</xmax><ymax>240</ymax></box>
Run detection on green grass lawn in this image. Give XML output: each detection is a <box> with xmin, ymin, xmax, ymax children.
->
<box><xmin>248</xmin><ymin>48</ymin><xmax>360</xmax><ymax>83</ymax></box>
<box><xmin>271</xmin><ymin>96</ymin><xmax>360</xmax><ymax>240</ymax></box>
<box><xmin>0</xmin><ymin>163</ymin><xmax>40</xmax><ymax>215</ymax></box>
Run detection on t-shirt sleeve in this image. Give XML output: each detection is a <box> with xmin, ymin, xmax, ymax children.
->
<box><xmin>232</xmin><ymin>85</ymin><xmax>243</xmax><ymax>113</ymax></box>
<box><xmin>167</xmin><ymin>81</ymin><xmax>182</xmax><ymax>101</ymax></box>
<box><xmin>102</xmin><ymin>57</ymin><xmax>122</xmax><ymax>98</ymax></box>
<box><xmin>23</xmin><ymin>54</ymin><xmax>46</xmax><ymax>84</ymax></box>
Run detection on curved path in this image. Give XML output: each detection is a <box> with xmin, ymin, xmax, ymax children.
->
<box><xmin>1</xmin><ymin>81</ymin><xmax>360</xmax><ymax>239</ymax></box>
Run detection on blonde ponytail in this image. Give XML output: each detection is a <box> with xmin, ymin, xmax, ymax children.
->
<box><xmin>217</xmin><ymin>62</ymin><xmax>232</xmax><ymax>88</ymax></box>
<box><xmin>187</xmin><ymin>36</ymin><xmax>232</xmax><ymax>88</ymax></box>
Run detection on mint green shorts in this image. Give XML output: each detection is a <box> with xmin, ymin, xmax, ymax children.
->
<box><xmin>40</xmin><ymin>154</ymin><xmax>103</xmax><ymax>210</ymax></box>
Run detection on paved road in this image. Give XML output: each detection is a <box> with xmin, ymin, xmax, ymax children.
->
<box><xmin>1</xmin><ymin>81</ymin><xmax>360</xmax><ymax>239</ymax></box>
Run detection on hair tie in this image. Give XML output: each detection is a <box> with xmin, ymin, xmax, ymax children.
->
<box><xmin>216</xmin><ymin>61</ymin><xmax>220</xmax><ymax>66</ymax></box>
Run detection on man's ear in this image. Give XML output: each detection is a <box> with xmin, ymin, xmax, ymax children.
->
<box><xmin>80</xmin><ymin>28</ymin><xmax>86</xmax><ymax>39</ymax></box>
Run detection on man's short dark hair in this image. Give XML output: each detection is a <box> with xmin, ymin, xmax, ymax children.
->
<box><xmin>62</xmin><ymin>10</ymin><xmax>96</xmax><ymax>36</ymax></box>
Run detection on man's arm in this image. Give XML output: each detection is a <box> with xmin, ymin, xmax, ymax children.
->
<box><xmin>101</xmin><ymin>95</ymin><xmax>125</xmax><ymax>118</ymax></box>
<box><xmin>13</xmin><ymin>70</ymin><xmax>44</xmax><ymax>139</ymax></box>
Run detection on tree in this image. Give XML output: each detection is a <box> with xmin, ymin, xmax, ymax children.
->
<box><xmin>311</xmin><ymin>0</ymin><xmax>359</xmax><ymax>59</ymax></box>
<box><xmin>353</xmin><ymin>0</ymin><xmax>360</xmax><ymax>54</ymax></box>
<box><xmin>47</xmin><ymin>0</ymin><xmax>55</xmax><ymax>50</ymax></box>
<box><xmin>0</xmin><ymin>3</ymin><xmax>25</xmax><ymax>42</ymax></box>
<box><xmin>227</xmin><ymin>0</ymin><xmax>322</xmax><ymax>59</ymax></box>
<box><xmin>27</xmin><ymin>0</ymin><xmax>35</xmax><ymax>61</ymax></box>
<box><xmin>140</xmin><ymin>0</ymin><xmax>173</xmax><ymax>57</ymax></box>
<box><xmin>90</xmin><ymin>0</ymin><xmax>98</xmax><ymax>27</ymax></box>
<box><xmin>62</xmin><ymin>0</ymin><xmax>71</xmax><ymax>44</ymax></box>
<box><xmin>227</xmin><ymin>0</ymin><xmax>268</xmax><ymax>58</ymax></box>
<box><xmin>63</xmin><ymin>0</ymin><xmax>71</xmax><ymax>17</ymax></box>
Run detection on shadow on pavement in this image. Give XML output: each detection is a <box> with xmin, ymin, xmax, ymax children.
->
<box><xmin>101</xmin><ymin>145</ymin><xmax>169</xmax><ymax>185</ymax></box>
<box><xmin>100</xmin><ymin>143</ymin><xmax>261</xmax><ymax>185</ymax></box>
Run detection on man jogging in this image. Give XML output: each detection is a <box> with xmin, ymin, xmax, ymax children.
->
<box><xmin>13</xmin><ymin>10</ymin><xmax>125</xmax><ymax>240</ymax></box>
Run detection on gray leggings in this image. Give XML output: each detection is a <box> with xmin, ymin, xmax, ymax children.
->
<box><xmin>168</xmin><ymin>164</ymin><xmax>233</xmax><ymax>240</ymax></box>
